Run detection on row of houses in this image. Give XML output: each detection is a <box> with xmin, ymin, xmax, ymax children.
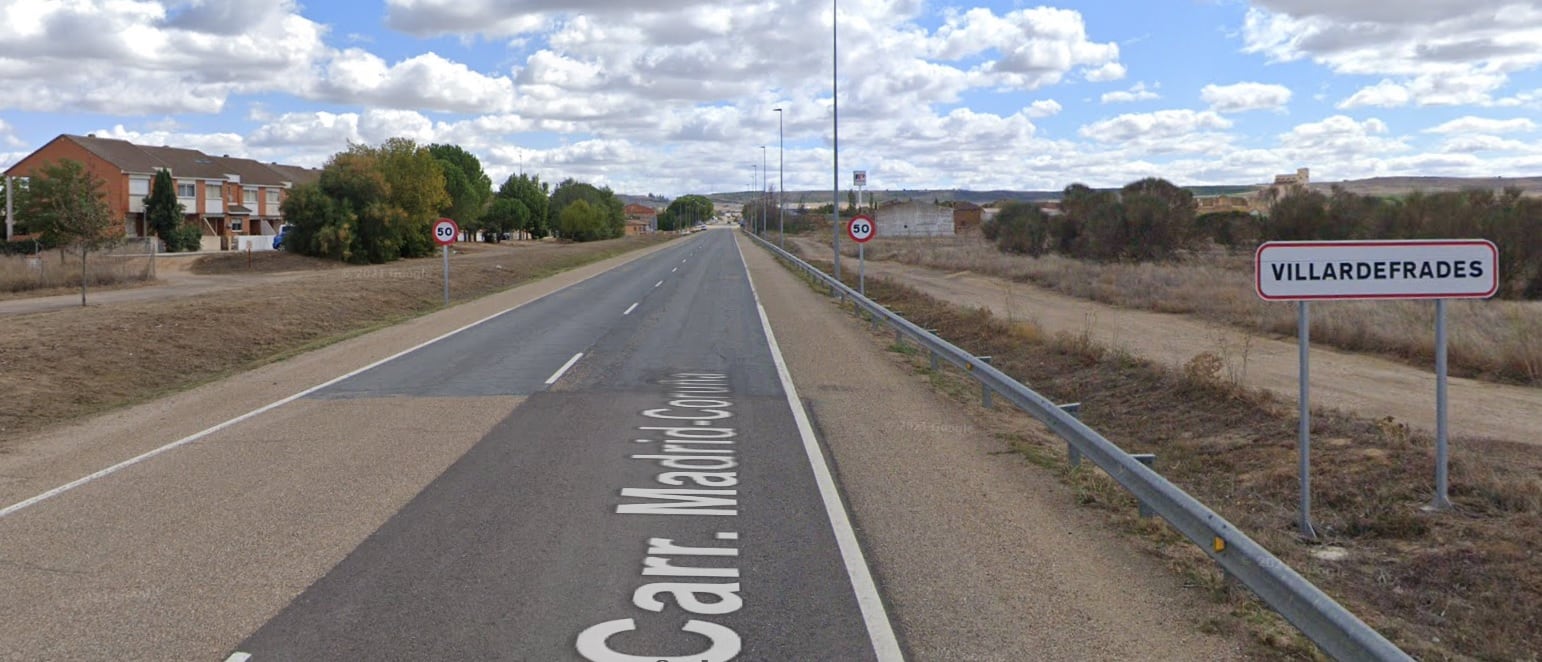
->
<box><xmin>3</xmin><ymin>134</ymin><xmax>321</xmax><ymax>250</ymax></box>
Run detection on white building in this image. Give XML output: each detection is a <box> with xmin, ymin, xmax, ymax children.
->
<box><xmin>875</xmin><ymin>201</ymin><xmax>954</xmax><ymax>237</ymax></box>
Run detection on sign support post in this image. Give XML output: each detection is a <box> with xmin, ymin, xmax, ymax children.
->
<box><xmin>432</xmin><ymin>218</ymin><xmax>460</xmax><ymax>307</ymax></box>
<box><xmin>1297</xmin><ymin>301</ymin><xmax>1317</xmax><ymax>540</ymax></box>
<box><xmin>1257</xmin><ymin>239</ymin><xmax>1498</xmax><ymax>526</ymax></box>
<box><xmin>847</xmin><ymin>213</ymin><xmax>874</xmax><ymax>296</ymax></box>
<box><xmin>1429</xmin><ymin>299</ymin><xmax>1453</xmax><ymax>511</ymax></box>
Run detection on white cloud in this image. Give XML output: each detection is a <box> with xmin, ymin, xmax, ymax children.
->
<box><xmin>1101</xmin><ymin>82</ymin><xmax>1159</xmax><ymax>104</ymax></box>
<box><xmin>311</xmin><ymin>50</ymin><xmax>515</xmax><ymax>113</ymax></box>
<box><xmin>1025</xmin><ymin>99</ymin><xmax>1062</xmax><ymax>118</ymax></box>
<box><xmin>930</xmin><ymin>7</ymin><xmax>1123</xmax><ymax>90</ymax></box>
<box><xmin>0</xmin><ymin>0</ymin><xmax>328</xmax><ymax>114</ymax></box>
<box><xmin>1245</xmin><ymin>2</ymin><xmax>1542</xmax><ymax>107</ymax></box>
<box><xmin>1339</xmin><ymin>73</ymin><xmax>1507</xmax><ymax>108</ymax></box>
<box><xmin>1202</xmin><ymin>82</ymin><xmax>1292</xmax><ymax>113</ymax></box>
<box><xmin>1424</xmin><ymin>116</ymin><xmax>1538</xmax><ymax>134</ymax></box>
<box><xmin>1278</xmin><ymin>115</ymin><xmax>1409</xmax><ymax>163</ymax></box>
<box><xmin>1080</xmin><ymin>110</ymin><xmax>1232</xmax><ymax>142</ymax></box>
<box><xmin>1437</xmin><ymin>134</ymin><xmax>1535</xmax><ymax>153</ymax></box>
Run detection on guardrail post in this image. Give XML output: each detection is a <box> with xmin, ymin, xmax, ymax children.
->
<box><xmin>978</xmin><ymin>356</ymin><xmax>993</xmax><ymax>409</ymax></box>
<box><xmin>930</xmin><ymin>351</ymin><xmax>939</xmax><ymax>371</ymax></box>
<box><xmin>1132</xmin><ymin>453</ymin><xmax>1156</xmax><ymax>518</ymax></box>
<box><xmin>1059</xmin><ymin>403</ymin><xmax>1083</xmax><ymax>466</ymax></box>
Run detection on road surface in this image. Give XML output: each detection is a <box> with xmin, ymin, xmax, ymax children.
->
<box><xmin>0</xmin><ymin>228</ymin><xmax>1240</xmax><ymax>660</ymax></box>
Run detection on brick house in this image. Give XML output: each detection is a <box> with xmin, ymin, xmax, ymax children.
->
<box><xmin>623</xmin><ymin>203</ymin><xmax>659</xmax><ymax>232</ymax></box>
<box><xmin>3</xmin><ymin>134</ymin><xmax>319</xmax><ymax>249</ymax></box>
<box><xmin>952</xmin><ymin>201</ymin><xmax>983</xmax><ymax>233</ymax></box>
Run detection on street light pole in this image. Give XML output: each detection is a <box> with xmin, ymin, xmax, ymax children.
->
<box><xmin>761</xmin><ymin>145</ymin><xmax>768</xmax><ymax>236</ymax></box>
<box><xmin>831</xmin><ymin>0</ymin><xmax>841</xmax><ymax>279</ymax></box>
<box><xmin>774</xmin><ymin>107</ymin><xmax>784</xmax><ymax>248</ymax></box>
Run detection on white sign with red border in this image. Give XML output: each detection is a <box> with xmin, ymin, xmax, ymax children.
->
<box><xmin>1255</xmin><ymin>239</ymin><xmax>1498</xmax><ymax>301</ymax></box>
<box><xmin>432</xmin><ymin>218</ymin><xmax>460</xmax><ymax>246</ymax></box>
<box><xmin>847</xmin><ymin>215</ymin><xmax>875</xmax><ymax>244</ymax></box>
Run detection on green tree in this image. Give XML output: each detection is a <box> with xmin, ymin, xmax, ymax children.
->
<box><xmin>23</xmin><ymin>159</ymin><xmax>119</xmax><ymax>306</ymax></box>
<box><xmin>549</xmin><ymin>179</ymin><xmax>623</xmax><ymax>240</ymax></box>
<box><xmin>986</xmin><ymin>202</ymin><xmax>1049</xmax><ymax>256</ymax></box>
<box><xmin>1263</xmin><ymin>188</ymin><xmax>1329</xmax><ymax>241</ymax></box>
<box><xmin>144</xmin><ymin>169</ymin><xmax>198</xmax><ymax>252</ymax></box>
<box><xmin>497</xmin><ymin>173</ymin><xmax>550</xmax><ymax>239</ymax></box>
<box><xmin>1118</xmin><ymin>177</ymin><xmax>1195</xmax><ymax>260</ymax></box>
<box><xmin>660</xmin><ymin>194</ymin><xmax>714</xmax><ymax>231</ymax></box>
<box><xmin>429</xmin><ymin>143</ymin><xmax>491</xmax><ymax>230</ymax></box>
<box><xmin>557</xmin><ymin>198</ymin><xmax>610</xmax><ymax>241</ymax></box>
<box><xmin>481</xmin><ymin>197</ymin><xmax>530</xmax><ymax>240</ymax></box>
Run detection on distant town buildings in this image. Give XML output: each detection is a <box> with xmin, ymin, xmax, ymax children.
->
<box><xmin>4</xmin><ymin>134</ymin><xmax>319</xmax><ymax>250</ymax></box>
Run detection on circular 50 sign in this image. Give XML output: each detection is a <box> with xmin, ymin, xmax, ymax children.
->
<box><xmin>433</xmin><ymin>218</ymin><xmax>460</xmax><ymax>246</ymax></box>
<box><xmin>847</xmin><ymin>215</ymin><xmax>875</xmax><ymax>244</ymax></box>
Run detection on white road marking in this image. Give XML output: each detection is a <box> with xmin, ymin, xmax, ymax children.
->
<box><xmin>0</xmin><ymin>247</ymin><xmax>660</xmax><ymax>520</ymax></box>
<box><xmin>671</xmin><ymin>267</ymin><xmax>678</xmax><ymax>273</ymax></box>
<box><xmin>654</xmin><ymin>280</ymin><xmax>664</xmax><ymax>288</ymax></box>
<box><xmin>224</xmin><ymin>654</ymin><xmax>252</xmax><ymax>662</ymax></box>
<box><xmin>623</xmin><ymin>302</ymin><xmax>639</xmax><ymax>316</ymax></box>
<box><xmin>546</xmin><ymin>352</ymin><xmax>584</xmax><ymax>385</ymax></box>
<box><xmin>731</xmin><ymin>235</ymin><xmax>904</xmax><ymax>661</ymax></box>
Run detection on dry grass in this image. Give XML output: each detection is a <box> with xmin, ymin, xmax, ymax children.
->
<box><xmin>844</xmin><ymin>232</ymin><xmax>1542</xmax><ymax>385</ymax></box>
<box><xmin>788</xmin><ymin>252</ymin><xmax>1542</xmax><ymax>660</ymax></box>
<box><xmin>0</xmin><ymin>248</ymin><xmax>154</xmax><ymax>295</ymax></box>
<box><xmin>0</xmin><ymin>235</ymin><xmax>672</xmax><ymax>442</ymax></box>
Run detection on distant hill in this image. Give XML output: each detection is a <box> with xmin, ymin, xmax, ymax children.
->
<box><xmin>1305</xmin><ymin>176</ymin><xmax>1542</xmax><ymax>197</ymax></box>
<box><xmin>681</xmin><ymin>175</ymin><xmax>1542</xmax><ymax>206</ymax></box>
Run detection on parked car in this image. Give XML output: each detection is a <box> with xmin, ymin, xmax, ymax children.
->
<box><xmin>272</xmin><ymin>224</ymin><xmax>293</xmax><ymax>250</ymax></box>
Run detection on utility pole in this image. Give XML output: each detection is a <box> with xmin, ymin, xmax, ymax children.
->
<box><xmin>761</xmin><ymin>145</ymin><xmax>768</xmax><ymax>236</ymax></box>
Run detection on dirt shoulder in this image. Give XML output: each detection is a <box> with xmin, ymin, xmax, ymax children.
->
<box><xmin>738</xmin><ymin>233</ymin><xmax>1249</xmax><ymax>660</ymax></box>
<box><xmin>789</xmin><ymin>236</ymin><xmax>1541</xmax><ymax>448</ymax></box>
<box><xmin>0</xmin><ymin>237</ymin><xmax>674</xmax><ymax>444</ymax></box>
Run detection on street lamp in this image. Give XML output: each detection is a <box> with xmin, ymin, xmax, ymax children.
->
<box><xmin>774</xmin><ymin>107</ymin><xmax>784</xmax><ymax>248</ymax></box>
<box><xmin>831</xmin><ymin>0</ymin><xmax>841</xmax><ymax>278</ymax></box>
<box><xmin>761</xmin><ymin>145</ymin><xmax>768</xmax><ymax>236</ymax></box>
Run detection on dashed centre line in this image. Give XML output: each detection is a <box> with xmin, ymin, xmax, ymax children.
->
<box><xmin>623</xmin><ymin>302</ymin><xmax>639</xmax><ymax>316</ymax></box>
<box><xmin>655</xmin><ymin>280</ymin><xmax>664</xmax><ymax>288</ymax></box>
<box><xmin>545</xmin><ymin>352</ymin><xmax>584</xmax><ymax>385</ymax></box>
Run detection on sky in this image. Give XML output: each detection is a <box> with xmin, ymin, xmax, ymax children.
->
<box><xmin>2</xmin><ymin>0</ymin><xmax>1542</xmax><ymax>198</ymax></box>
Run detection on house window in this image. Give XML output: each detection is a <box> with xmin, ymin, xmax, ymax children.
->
<box><xmin>206</xmin><ymin>183</ymin><xmax>221</xmax><ymax>200</ymax></box>
<box><xmin>129</xmin><ymin>177</ymin><xmax>150</xmax><ymax>196</ymax></box>
<box><xmin>243</xmin><ymin>187</ymin><xmax>257</xmax><ymax>204</ymax></box>
<box><xmin>266</xmin><ymin>189</ymin><xmax>279</xmax><ymax>205</ymax></box>
<box><xmin>230</xmin><ymin>219</ymin><xmax>243</xmax><ymax>232</ymax></box>
<box><xmin>176</xmin><ymin>181</ymin><xmax>196</xmax><ymax>198</ymax></box>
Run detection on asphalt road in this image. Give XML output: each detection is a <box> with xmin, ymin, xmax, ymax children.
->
<box><xmin>0</xmin><ymin>227</ymin><xmax>1242</xmax><ymax>661</ymax></box>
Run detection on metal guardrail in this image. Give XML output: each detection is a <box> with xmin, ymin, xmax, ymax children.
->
<box><xmin>747</xmin><ymin>231</ymin><xmax>1412</xmax><ymax>662</ymax></box>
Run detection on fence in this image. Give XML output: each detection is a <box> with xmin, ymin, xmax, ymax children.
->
<box><xmin>746</xmin><ymin>230</ymin><xmax>1412</xmax><ymax>662</ymax></box>
<box><xmin>0</xmin><ymin>238</ymin><xmax>158</xmax><ymax>293</ymax></box>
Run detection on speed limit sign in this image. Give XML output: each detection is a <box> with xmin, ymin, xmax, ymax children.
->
<box><xmin>847</xmin><ymin>215</ymin><xmax>875</xmax><ymax>243</ymax></box>
<box><xmin>433</xmin><ymin>218</ymin><xmax>460</xmax><ymax>246</ymax></box>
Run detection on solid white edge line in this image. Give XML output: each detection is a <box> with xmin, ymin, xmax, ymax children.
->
<box><xmin>545</xmin><ymin>352</ymin><xmax>584</xmax><ymax>385</ymax></box>
<box><xmin>623</xmin><ymin>302</ymin><xmax>639</xmax><ymax>316</ymax></box>
<box><xmin>0</xmin><ymin>244</ymin><xmax>663</xmax><ymax>520</ymax></box>
<box><xmin>731</xmin><ymin>233</ymin><xmax>905</xmax><ymax>661</ymax></box>
<box><xmin>224</xmin><ymin>653</ymin><xmax>252</xmax><ymax>662</ymax></box>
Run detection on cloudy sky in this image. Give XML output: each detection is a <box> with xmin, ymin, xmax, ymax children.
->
<box><xmin>3</xmin><ymin>0</ymin><xmax>1542</xmax><ymax>197</ymax></box>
